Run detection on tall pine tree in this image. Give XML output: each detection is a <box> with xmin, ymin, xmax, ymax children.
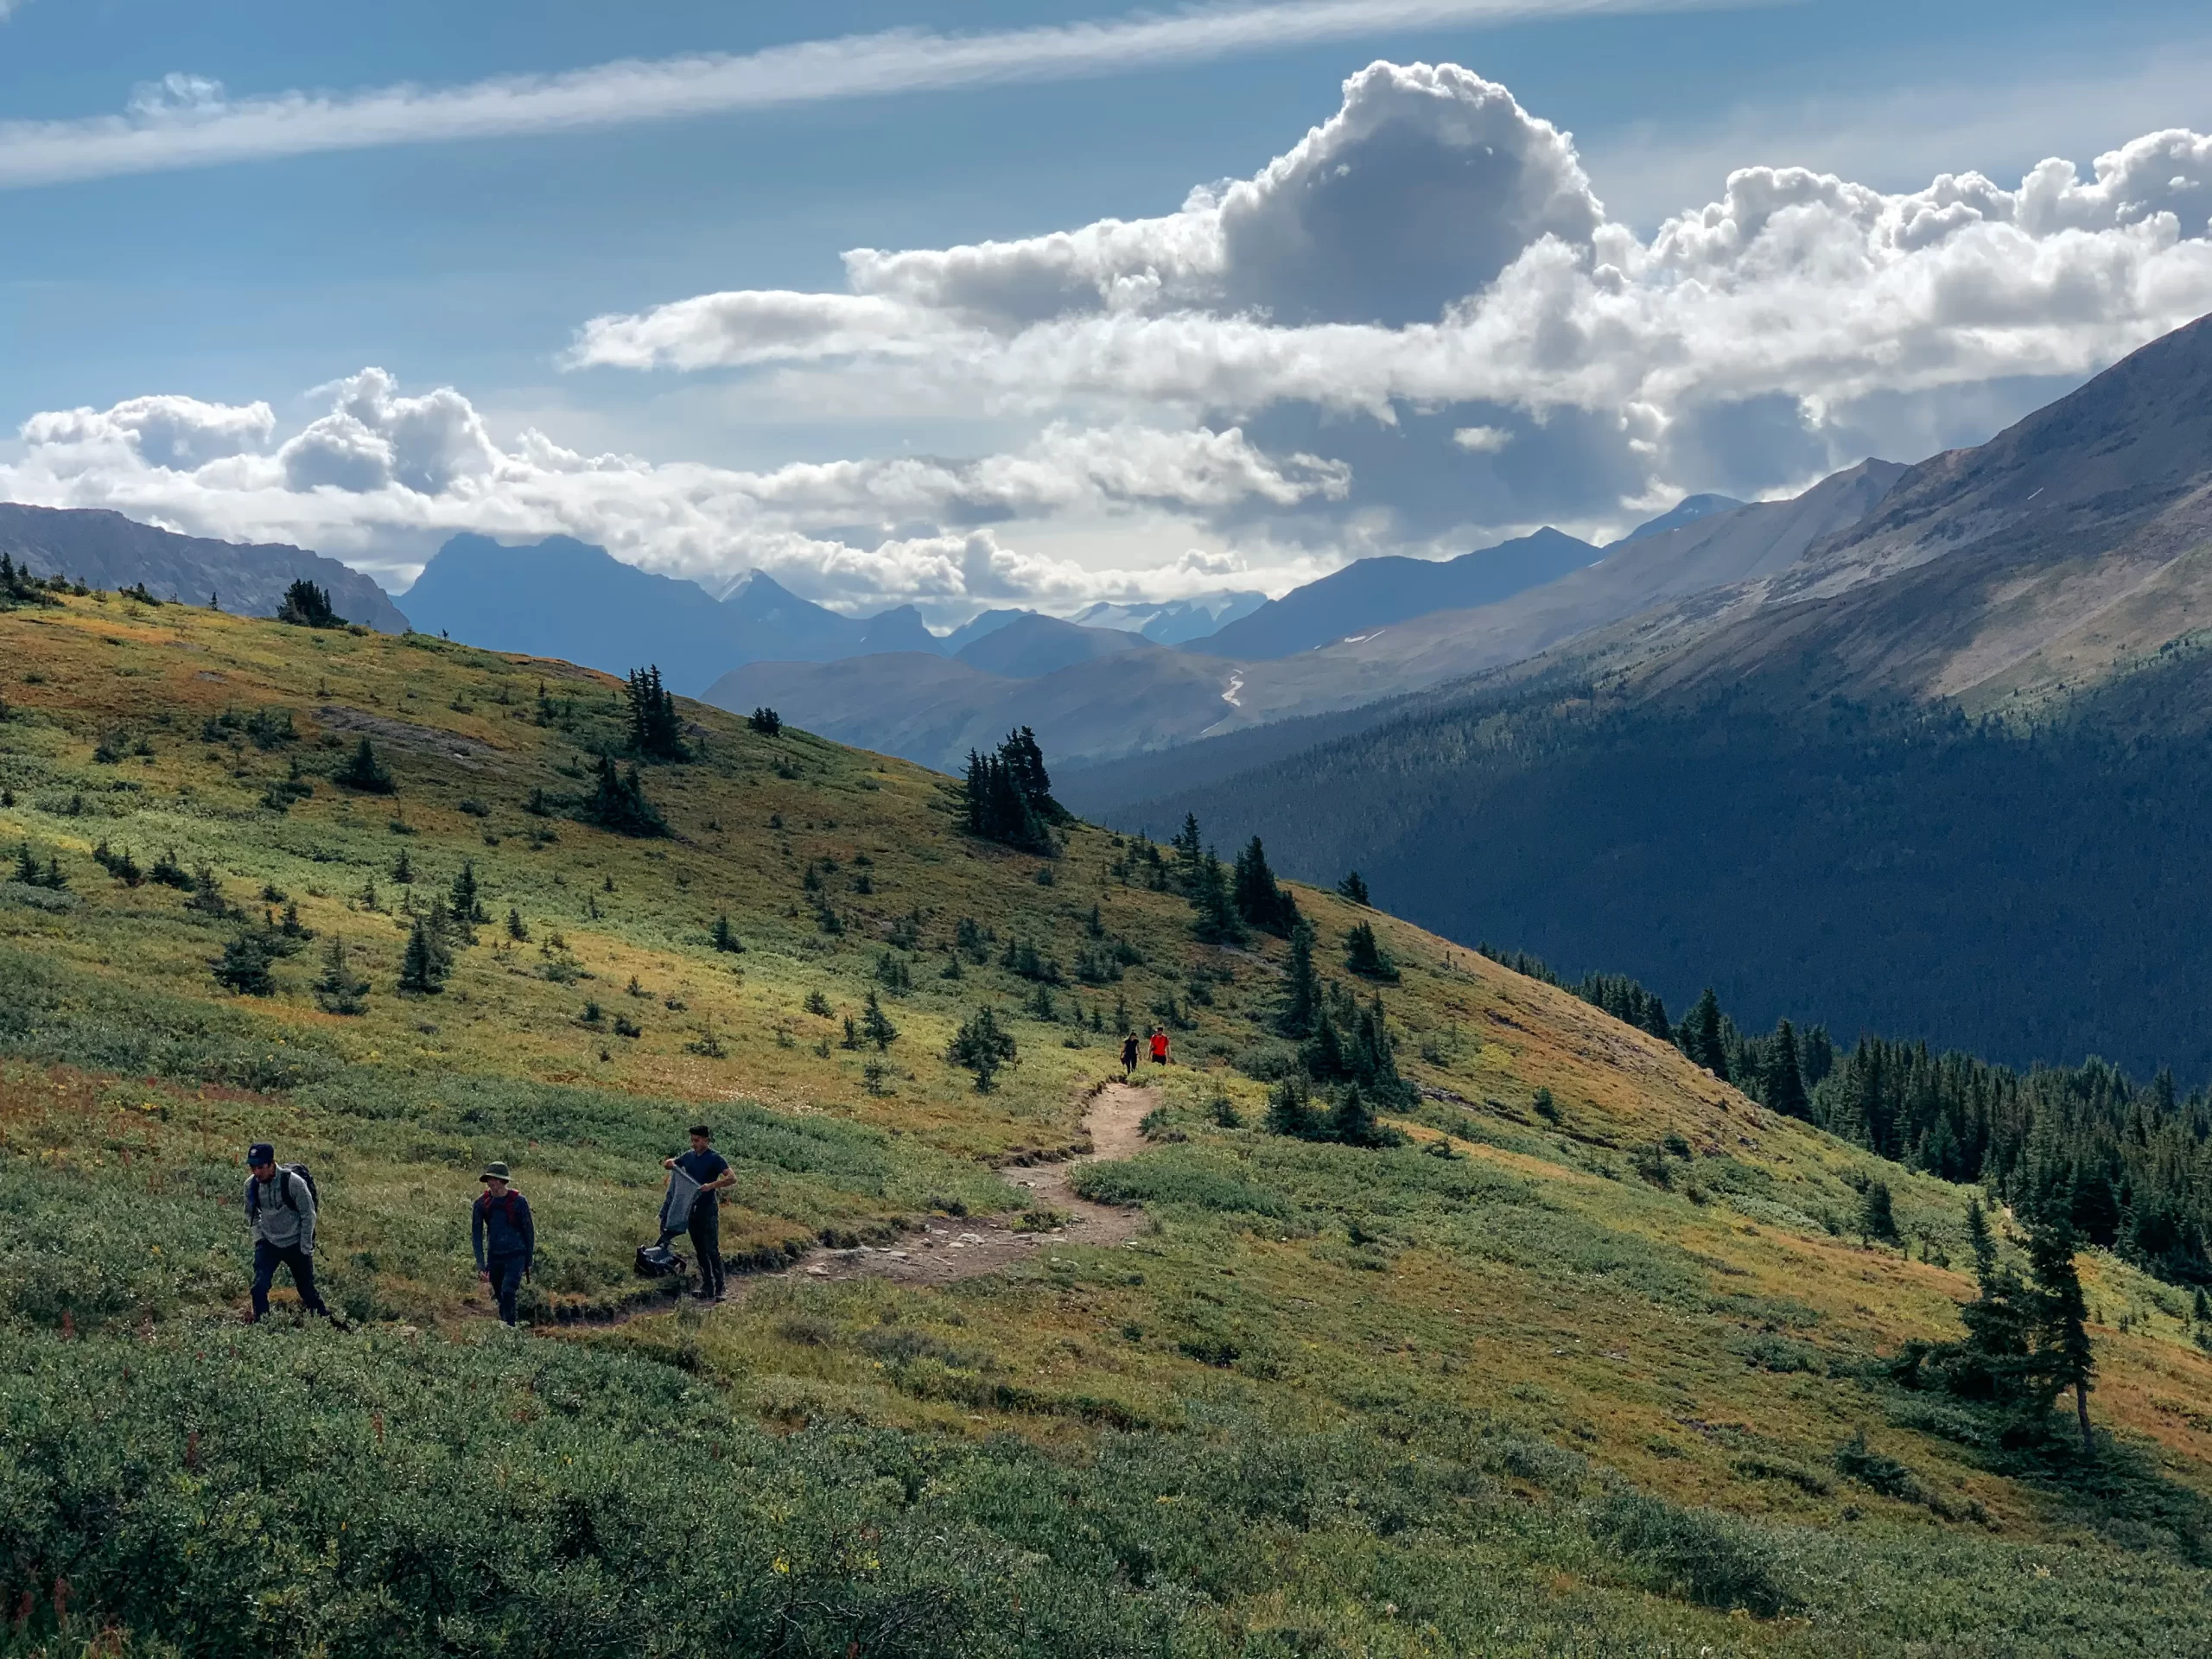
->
<box><xmin>2026</xmin><ymin>1214</ymin><xmax>2096</xmax><ymax>1454</ymax></box>
<box><xmin>1278</xmin><ymin>919</ymin><xmax>1320</xmax><ymax>1039</ymax></box>
<box><xmin>1231</xmin><ymin>836</ymin><xmax>1299</xmax><ymax>935</ymax></box>
<box><xmin>1764</xmin><ymin>1018</ymin><xmax>1809</xmax><ymax>1118</ymax></box>
<box><xmin>1681</xmin><ymin>988</ymin><xmax>1729</xmax><ymax>1082</ymax></box>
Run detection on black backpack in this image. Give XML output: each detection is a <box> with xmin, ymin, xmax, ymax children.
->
<box><xmin>249</xmin><ymin>1162</ymin><xmax>319</xmax><ymax>1216</ymax></box>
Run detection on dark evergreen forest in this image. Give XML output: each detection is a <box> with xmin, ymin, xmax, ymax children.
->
<box><xmin>1489</xmin><ymin>945</ymin><xmax>2212</xmax><ymax>1288</ymax></box>
<box><xmin>1114</xmin><ymin>645</ymin><xmax>2212</xmax><ymax>1082</ymax></box>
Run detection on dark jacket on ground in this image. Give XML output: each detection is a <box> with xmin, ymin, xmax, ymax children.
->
<box><xmin>472</xmin><ymin>1188</ymin><xmax>535</xmax><ymax>1272</ymax></box>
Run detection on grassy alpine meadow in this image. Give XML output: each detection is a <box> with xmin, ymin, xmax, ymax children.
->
<box><xmin>3</xmin><ymin>588</ymin><xmax>2212</xmax><ymax>1656</ymax></box>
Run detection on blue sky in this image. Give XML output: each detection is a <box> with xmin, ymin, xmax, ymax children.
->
<box><xmin>3</xmin><ymin>0</ymin><xmax>2209</xmax><ymax>616</ymax></box>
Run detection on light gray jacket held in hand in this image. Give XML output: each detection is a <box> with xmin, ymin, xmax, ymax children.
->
<box><xmin>245</xmin><ymin>1169</ymin><xmax>316</xmax><ymax>1253</ymax></box>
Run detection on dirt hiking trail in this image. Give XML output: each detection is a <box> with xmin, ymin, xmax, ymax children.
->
<box><xmin>557</xmin><ymin>1082</ymin><xmax>1155</xmax><ymax>1326</ymax></box>
<box><xmin>790</xmin><ymin>1080</ymin><xmax>1154</xmax><ymax>1289</ymax></box>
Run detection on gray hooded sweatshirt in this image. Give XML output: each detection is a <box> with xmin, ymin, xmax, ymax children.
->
<box><xmin>245</xmin><ymin>1168</ymin><xmax>316</xmax><ymax>1253</ymax></box>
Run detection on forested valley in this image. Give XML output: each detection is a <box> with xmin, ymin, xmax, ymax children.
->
<box><xmin>1116</xmin><ymin>640</ymin><xmax>2212</xmax><ymax>1081</ymax></box>
<box><xmin>1484</xmin><ymin>944</ymin><xmax>2212</xmax><ymax>1294</ymax></box>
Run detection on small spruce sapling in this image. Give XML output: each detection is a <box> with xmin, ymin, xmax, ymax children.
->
<box><xmin>861</xmin><ymin>989</ymin><xmax>899</xmax><ymax>1052</ymax></box>
<box><xmin>948</xmin><ymin>1007</ymin><xmax>1018</xmax><ymax>1092</ymax></box>
<box><xmin>314</xmin><ymin>937</ymin><xmax>370</xmax><ymax>1015</ymax></box>
<box><xmin>1344</xmin><ymin>921</ymin><xmax>1398</xmax><ymax>982</ymax></box>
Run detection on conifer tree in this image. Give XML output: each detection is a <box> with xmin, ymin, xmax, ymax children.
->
<box><xmin>2026</xmin><ymin>1213</ymin><xmax>2097</xmax><ymax>1454</ymax></box>
<box><xmin>960</xmin><ymin>735</ymin><xmax>1057</xmax><ymax>852</ymax></box>
<box><xmin>1344</xmin><ymin>921</ymin><xmax>1399</xmax><ymax>982</ymax></box>
<box><xmin>1188</xmin><ymin>847</ymin><xmax>1246</xmax><ymax>945</ymax></box>
<box><xmin>947</xmin><ymin>1007</ymin><xmax>1018</xmax><ymax>1092</ymax></box>
<box><xmin>1764</xmin><ymin>1018</ymin><xmax>1809</xmax><ymax>1118</ymax></box>
<box><xmin>861</xmin><ymin>988</ymin><xmax>899</xmax><ymax>1051</ymax></box>
<box><xmin>747</xmin><ymin>706</ymin><xmax>783</xmax><ymax>736</ymax></box>
<box><xmin>505</xmin><ymin>906</ymin><xmax>529</xmax><ymax>943</ymax></box>
<box><xmin>1265</xmin><ymin>1076</ymin><xmax>1315</xmax><ymax>1137</ymax></box>
<box><xmin>276</xmin><ymin>579</ymin><xmax>344</xmax><ymax>629</ymax></box>
<box><xmin>998</xmin><ymin>727</ymin><xmax>1067</xmax><ymax>823</ymax></box>
<box><xmin>313</xmin><ymin>936</ymin><xmax>370</xmax><ymax>1015</ymax></box>
<box><xmin>334</xmin><ymin>736</ymin><xmax>394</xmax><ymax>793</ymax></box>
<box><xmin>710</xmin><ymin>914</ymin><xmax>741</xmax><ymax>953</ymax></box>
<box><xmin>211</xmin><ymin>930</ymin><xmax>276</xmax><ymax>995</ymax></box>
<box><xmin>623</xmin><ymin>665</ymin><xmax>689</xmax><ymax>761</ymax></box>
<box><xmin>1302</xmin><ymin>995</ymin><xmax>1349</xmax><ymax>1082</ymax></box>
<box><xmin>1278</xmin><ymin>918</ymin><xmax>1320</xmax><ymax>1039</ymax></box>
<box><xmin>1231</xmin><ymin>836</ymin><xmax>1299</xmax><ymax>935</ymax></box>
<box><xmin>1336</xmin><ymin>870</ymin><xmax>1370</xmax><ymax>906</ymax></box>
<box><xmin>581</xmin><ymin>755</ymin><xmax>671</xmax><ymax>837</ymax></box>
<box><xmin>397</xmin><ymin>913</ymin><xmax>449</xmax><ymax>994</ymax></box>
<box><xmin>1168</xmin><ymin>814</ymin><xmax>1205</xmax><ymax>888</ymax></box>
<box><xmin>449</xmin><ymin>859</ymin><xmax>489</xmax><ymax>925</ymax></box>
<box><xmin>1966</xmin><ymin>1197</ymin><xmax>1999</xmax><ymax>1283</ymax></box>
<box><xmin>1327</xmin><ymin>1084</ymin><xmax>1388</xmax><ymax>1148</ymax></box>
<box><xmin>1682</xmin><ymin>988</ymin><xmax>1729</xmax><ymax>1081</ymax></box>
<box><xmin>1858</xmin><ymin>1179</ymin><xmax>1901</xmax><ymax>1246</ymax></box>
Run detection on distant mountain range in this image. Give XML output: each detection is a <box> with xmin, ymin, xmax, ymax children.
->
<box><xmin>0</xmin><ymin>505</ymin><xmax>410</xmax><ymax>632</ymax></box>
<box><xmin>1074</xmin><ymin>591</ymin><xmax>1268</xmax><ymax>645</ymax></box>
<box><xmin>397</xmin><ymin>535</ymin><xmax>944</xmax><ymax>694</ymax></box>
<box><xmin>728</xmin><ymin>478</ymin><xmax>1900</xmax><ymax>772</ymax></box>
<box><xmin>1197</xmin><ymin>525</ymin><xmax>1602</xmax><ymax>659</ymax></box>
<box><xmin>397</xmin><ymin>539</ymin><xmax>1252</xmax><ymax>695</ymax></box>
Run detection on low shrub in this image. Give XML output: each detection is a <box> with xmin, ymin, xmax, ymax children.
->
<box><xmin>1587</xmin><ymin>1489</ymin><xmax>1799</xmax><ymax>1618</ymax></box>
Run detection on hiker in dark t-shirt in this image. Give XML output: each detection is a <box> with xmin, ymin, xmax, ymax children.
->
<box><xmin>472</xmin><ymin>1162</ymin><xmax>535</xmax><ymax>1326</ymax></box>
<box><xmin>664</xmin><ymin>1125</ymin><xmax>735</xmax><ymax>1300</ymax></box>
<box><xmin>1120</xmin><ymin>1032</ymin><xmax>1140</xmax><ymax>1081</ymax></box>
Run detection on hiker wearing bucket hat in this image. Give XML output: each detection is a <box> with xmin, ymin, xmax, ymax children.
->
<box><xmin>471</xmin><ymin>1161</ymin><xmax>535</xmax><ymax>1326</ymax></box>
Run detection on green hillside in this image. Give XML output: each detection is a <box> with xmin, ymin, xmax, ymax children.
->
<box><xmin>5</xmin><ymin>588</ymin><xmax>2212</xmax><ymax>1656</ymax></box>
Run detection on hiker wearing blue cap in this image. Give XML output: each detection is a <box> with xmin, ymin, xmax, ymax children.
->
<box><xmin>244</xmin><ymin>1142</ymin><xmax>328</xmax><ymax>1321</ymax></box>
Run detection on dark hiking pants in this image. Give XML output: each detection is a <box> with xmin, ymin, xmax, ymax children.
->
<box><xmin>487</xmin><ymin>1253</ymin><xmax>527</xmax><ymax>1325</ymax></box>
<box><xmin>251</xmin><ymin>1239</ymin><xmax>327</xmax><ymax>1319</ymax></box>
<box><xmin>689</xmin><ymin>1205</ymin><xmax>724</xmax><ymax>1297</ymax></box>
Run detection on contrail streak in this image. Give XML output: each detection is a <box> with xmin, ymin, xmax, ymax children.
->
<box><xmin>0</xmin><ymin>0</ymin><xmax>1741</xmax><ymax>190</ymax></box>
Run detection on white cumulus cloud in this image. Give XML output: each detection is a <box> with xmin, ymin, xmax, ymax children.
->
<box><xmin>0</xmin><ymin>373</ymin><xmax>1341</xmax><ymax>620</ymax></box>
<box><xmin>572</xmin><ymin>64</ymin><xmax>2212</xmax><ymax>542</ymax></box>
<box><xmin>16</xmin><ymin>63</ymin><xmax>2212</xmax><ymax>618</ymax></box>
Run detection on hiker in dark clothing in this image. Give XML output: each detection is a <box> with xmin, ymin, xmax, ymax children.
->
<box><xmin>244</xmin><ymin>1142</ymin><xmax>328</xmax><ymax>1321</ymax></box>
<box><xmin>472</xmin><ymin>1162</ymin><xmax>536</xmax><ymax>1326</ymax></box>
<box><xmin>664</xmin><ymin>1125</ymin><xmax>735</xmax><ymax>1301</ymax></box>
<box><xmin>1120</xmin><ymin>1031</ymin><xmax>1140</xmax><ymax>1082</ymax></box>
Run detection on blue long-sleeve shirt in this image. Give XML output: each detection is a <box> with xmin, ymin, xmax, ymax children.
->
<box><xmin>472</xmin><ymin>1189</ymin><xmax>534</xmax><ymax>1271</ymax></box>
